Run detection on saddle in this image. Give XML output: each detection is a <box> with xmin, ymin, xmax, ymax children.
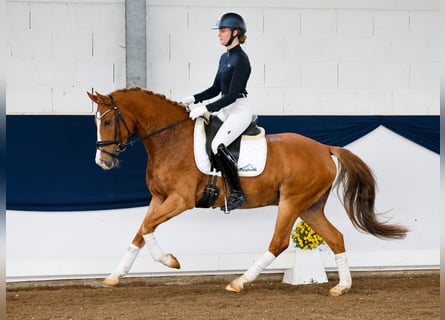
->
<box><xmin>203</xmin><ymin>114</ymin><xmax>262</xmax><ymax>167</ymax></box>
<box><xmin>196</xmin><ymin>115</ymin><xmax>265</xmax><ymax>209</ymax></box>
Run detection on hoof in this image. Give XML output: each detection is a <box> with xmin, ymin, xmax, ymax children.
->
<box><xmin>102</xmin><ymin>275</ymin><xmax>119</xmax><ymax>287</ymax></box>
<box><xmin>162</xmin><ymin>253</ymin><xmax>181</xmax><ymax>269</ymax></box>
<box><xmin>225</xmin><ymin>281</ymin><xmax>243</xmax><ymax>292</ymax></box>
<box><xmin>225</xmin><ymin>275</ymin><xmax>248</xmax><ymax>293</ymax></box>
<box><xmin>329</xmin><ymin>285</ymin><xmax>349</xmax><ymax>296</ymax></box>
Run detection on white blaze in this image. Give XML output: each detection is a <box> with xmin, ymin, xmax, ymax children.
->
<box><xmin>95</xmin><ymin>113</ymin><xmax>103</xmax><ymax>166</ymax></box>
<box><xmin>95</xmin><ymin>109</ymin><xmax>114</xmax><ymax>169</ymax></box>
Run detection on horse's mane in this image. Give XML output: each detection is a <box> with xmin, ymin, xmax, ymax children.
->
<box><xmin>112</xmin><ymin>87</ymin><xmax>183</xmax><ymax>107</ymax></box>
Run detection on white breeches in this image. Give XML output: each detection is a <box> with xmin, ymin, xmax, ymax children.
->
<box><xmin>211</xmin><ymin>98</ymin><xmax>253</xmax><ymax>155</ymax></box>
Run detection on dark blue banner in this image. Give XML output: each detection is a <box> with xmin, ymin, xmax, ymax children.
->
<box><xmin>6</xmin><ymin>115</ymin><xmax>439</xmax><ymax>211</ymax></box>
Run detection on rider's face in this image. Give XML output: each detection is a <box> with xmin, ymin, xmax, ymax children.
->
<box><xmin>218</xmin><ymin>28</ymin><xmax>233</xmax><ymax>46</ymax></box>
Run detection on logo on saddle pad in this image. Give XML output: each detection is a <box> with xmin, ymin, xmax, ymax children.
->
<box><xmin>194</xmin><ymin>117</ymin><xmax>267</xmax><ymax>177</ymax></box>
<box><xmin>238</xmin><ymin>164</ymin><xmax>257</xmax><ymax>172</ymax></box>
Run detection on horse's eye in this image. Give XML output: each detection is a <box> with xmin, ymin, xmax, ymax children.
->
<box><xmin>104</xmin><ymin>119</ymin><xmax>112</xmax><ymax>126</ymax></box>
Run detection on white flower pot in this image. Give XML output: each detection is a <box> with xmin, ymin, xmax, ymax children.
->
<box><xmin>282</xmin><ymin>248</ymin><xmax>328</xmax><ymax>285</ymax></box>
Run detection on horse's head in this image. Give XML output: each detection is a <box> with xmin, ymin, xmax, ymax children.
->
<box><xmin>87</xmin><ymin>91</ymin><xmax>133</xmax><ymax>170</ymax></box>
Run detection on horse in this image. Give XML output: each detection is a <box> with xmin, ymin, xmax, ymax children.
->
<box><xmin>87</xmin><ymin>87</ymin><xmax>408</xmax><ymax>296</ymax></box>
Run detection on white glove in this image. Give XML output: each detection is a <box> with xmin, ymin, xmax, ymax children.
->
<box><xmin>179</xmin><ymin>96</ymin><xmax>195</xmax><ymax>106</ymax></box>
<box><xmin>189</xmin><ymin>104</ymin><xmax>208</xmax><ymax>120</ymax></box>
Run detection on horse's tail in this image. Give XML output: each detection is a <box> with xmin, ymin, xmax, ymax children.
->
<box><xmin>329</xmin><ymin>146</ymin><xmax>408</xmax><ymax>239</ymax></box>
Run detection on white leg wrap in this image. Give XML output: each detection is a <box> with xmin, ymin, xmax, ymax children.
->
<box><xmin>244</xmin><ymin>251</ymin><xmax>276</xmax><ymax>282</ymax></box>
<box><xmin>115</xmin><ymin>244</ymin><xmax>140</xmax><ymax>276</ymax></box>
<box><xmin>335</xmin><ymin>252</ymin><xmax>352</xmax><ymax>289</ymax></box>
<box><xmin>143</xmin><ymin>233</ymin><xmax>166</xmax><ymax>262</ymax></box>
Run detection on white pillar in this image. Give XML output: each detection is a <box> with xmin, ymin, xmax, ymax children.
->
<box><xmin>283</xmin><ymin>249</ymin><xmax>328</xmax><ymax>285</ymax></box>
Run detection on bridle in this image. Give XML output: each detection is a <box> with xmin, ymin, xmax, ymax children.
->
<box><xmin>95</xmin><ymin>94</ymin><xmax>188</xmax><ymax>158</ymax></box>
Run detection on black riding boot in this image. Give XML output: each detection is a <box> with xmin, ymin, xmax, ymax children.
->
<box><xmin>214</xmin><ymin>144</ymin><xmax>246</xmax><ymax>212</ymax></box>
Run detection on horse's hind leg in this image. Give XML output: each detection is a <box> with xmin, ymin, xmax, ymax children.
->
<box><xmin>300</xmin><ymin>196</ymin><xmax>352</xmax><ymax>296</ymax></box>
<box><xmin>226</xmin><ymin>197</ymin><xmax>301</xmax><ymax>293</ymax></box>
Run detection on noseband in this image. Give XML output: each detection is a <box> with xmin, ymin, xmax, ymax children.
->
<box><xmin>95</xmin><ymin>94</ymin><xmax>188</xmax><ymax>158</ymax></box>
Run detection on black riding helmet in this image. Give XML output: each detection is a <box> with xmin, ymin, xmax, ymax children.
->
<box><xmin>213</xmin><ymin>12</ymin><xmax>246</xmax><ymax>47</ymax></box>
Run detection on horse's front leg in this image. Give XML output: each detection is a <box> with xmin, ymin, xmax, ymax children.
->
<box><xmin>103</xmin><ymin>195</ymin><xmax>189</xmax><ymax>286</ymax></box>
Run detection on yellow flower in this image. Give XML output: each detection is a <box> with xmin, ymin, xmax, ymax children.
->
<box><xmin>291</xmin><ymin>220</ymin><xmax>325</xmax><ymax>250</ymax></box>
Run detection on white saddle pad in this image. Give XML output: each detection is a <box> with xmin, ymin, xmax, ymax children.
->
<box><xmin>193</xmin><ymin>118</ymin><xmax>267</xmax><ymax>177</ymax></box>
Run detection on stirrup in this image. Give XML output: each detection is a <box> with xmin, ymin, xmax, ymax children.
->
<box><xmin>220</xmin><ymin>191</ymin><xmax>246</xmax><ymax>212</ymax></box>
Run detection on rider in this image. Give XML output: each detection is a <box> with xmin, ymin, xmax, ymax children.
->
<box><xmin>181</xmin><ymin>12</ymin><xmax>252</xmax><ymax>212</ymax></box>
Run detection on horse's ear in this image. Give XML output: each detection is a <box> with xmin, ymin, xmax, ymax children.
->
<box><xmin>96</xmin><ymin>92</ymin><xmax>111</xmax><ymax>104</ymax></box>
<box><xmin>87</xmin><ymin>92</ymin><xmax>98</xmax><ymax>104</ymax></box>
<box><xmin>87</xmin><ymin>91</ymin><xmax>110</xmax><ymax>105</ymax></box>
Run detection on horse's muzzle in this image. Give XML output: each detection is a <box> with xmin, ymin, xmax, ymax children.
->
<box><xmin>95</xmin><ymin>149</ymin><xmax>119</xmax><ymax>170</ymax></box>
<box><xmin>97</xmin><ymin>157</ymin><xmax>118</xmax><ymax>170</ymax></box>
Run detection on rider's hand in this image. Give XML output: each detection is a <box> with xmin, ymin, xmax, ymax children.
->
<box><xmin>189</xmin><ymin>104</ymin><xmax>208</xmax><ymax>120</ymax></box>
<box><xmin>179</xmin><ymin>96</ymin><xmax>195</xmax><ymax>106</ymax></box>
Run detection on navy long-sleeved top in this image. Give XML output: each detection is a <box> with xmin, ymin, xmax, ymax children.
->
<box><xmin>193</xmin><ymin>44</ymin><xmax>251</xmax><ymax>112</ymax></box>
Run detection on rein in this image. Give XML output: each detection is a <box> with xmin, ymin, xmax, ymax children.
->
<box><xmin>96</xmin><ymin>94</ymin><xmax>188</xmax><ymax>158</ymax></box>
<box><xmin>127</xmin><ymin>117</ymin><xmax>188</xmax><ymax>147</ymax></box>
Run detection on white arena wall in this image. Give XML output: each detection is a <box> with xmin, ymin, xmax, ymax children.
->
<box><xmin>6</xmin><ymin>0</ymin><xmax>439</xmax><ymax>115</ymax></box>
<box><xmin>5</xmin><ymin>0</ymin><xmax>440</xmax><ymax>281</ymax></box>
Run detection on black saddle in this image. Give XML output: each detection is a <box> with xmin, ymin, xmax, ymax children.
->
<box><xmin>204</xmin><ymin>115</ymin><xmax>262</xmax><ymax>165</ymax></box>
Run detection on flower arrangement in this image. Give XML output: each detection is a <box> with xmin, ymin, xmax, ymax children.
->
<box><xmin>291</xmin><ymin>220</ymin><xmax>325</xmax><ymax>250</ymax></box>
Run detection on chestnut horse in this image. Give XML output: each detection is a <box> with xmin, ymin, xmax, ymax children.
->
<box><xmin>87</xmin><ymin>87</ymin><xmax>407</xmax><ymax>296</ymax></box>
